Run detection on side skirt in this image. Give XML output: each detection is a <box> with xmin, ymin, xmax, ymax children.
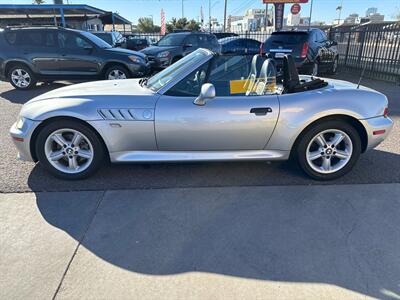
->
<box><xmin>110</xmin><ymin>150</ymin><xmax>290</xmax><ymax>163</ymax></box>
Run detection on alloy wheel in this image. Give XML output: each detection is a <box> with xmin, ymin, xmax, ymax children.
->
<box><xmin>306</xmin><ymin>129</ymin><xmax>353</xmax><ymax>174</ymax></box>
<box><xmin>44</xmin><ymin>128</ymin><xmax>94</xmax><ymax>174</ymax></box>
<box><xmin>107</xmin><ymin>69</ymin><xmax>127</xmax><ymax>80</ymax></box>
<box><xmin>11</xmin><ymin>69</ymin><xmax>31</xmax><ymax>88</ymax></box>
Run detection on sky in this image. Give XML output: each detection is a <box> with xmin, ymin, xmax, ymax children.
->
<box><xmin>2</xmin><ymin>0</ymin><xmax>399</xmax><ymax>25</ymax></box>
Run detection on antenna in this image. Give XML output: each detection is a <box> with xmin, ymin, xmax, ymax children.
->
<box><xmin>357</xmin><ymin>63</ymin><xmax>367</xmax><ymax>89</ymax></box>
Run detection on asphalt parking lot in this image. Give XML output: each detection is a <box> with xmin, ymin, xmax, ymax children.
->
<box><xmin>0</xmin><ymin>73</ymin><xmax>399</xmax><ymax>193</ymax></box>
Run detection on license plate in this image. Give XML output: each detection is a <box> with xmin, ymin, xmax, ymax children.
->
<box><xmin>275</xmin><ymin>52</ymin><xmax>286</xmax><ymax>58</ymax></box>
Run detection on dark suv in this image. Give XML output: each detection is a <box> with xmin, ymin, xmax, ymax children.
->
<box><xmin>263</xmin><ymin>29</ymin><xmax>339</xmax><ymax>75</ymax></box>
<box><xmin>140</xmin><ymin>31</ymin><xmax>220</xmax><ymax>71</ymax></box>
<box><xmin>0</xmin><ymin>27</ymin><xmax>149</xmax><ymax>89</ymax></box>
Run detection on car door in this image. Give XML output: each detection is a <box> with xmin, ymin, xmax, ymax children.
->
<box><xmin>182</xmin><ymin>34</ymin><xmax>199</xmax><ymax>56</ymax></box>
<box><xmin>56</xmin><ymin>31</ymin><xmax>99</xmax><ymax>76</ymax></box>
<box><xmin>155</xmin><ymin>55</ymin><xmax>279</xmax><ymax>151</ymax></box>
<box><xmin>13</xmin><ymin>30</ymin><xmax>60</xmax><ymax>75</ymax></box>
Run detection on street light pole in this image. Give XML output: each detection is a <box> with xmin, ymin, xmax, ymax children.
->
<box><xmin>308</xmin><ymin>0</ymin><xmax>314</xmax><ymax>30</ymax></box>
<box><xmin>209</xmin><ymin>0</ymin><xmax>212</xmax><ymax>33</ymax></box>
<box><xmin>182</xmin><ymin>0</ymin><xmax>184</xmax><ymax>18</ymax></box>
<box><xmin>223</xmin><ymin>0</ymin><xmax>227</xmax><ymax>32</ymax></box>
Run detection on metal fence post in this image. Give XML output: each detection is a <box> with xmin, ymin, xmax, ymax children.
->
<box><xmin>344</xmin><ymin>31</ymin><xmax>351</xmax><ymax>67</ymax></box>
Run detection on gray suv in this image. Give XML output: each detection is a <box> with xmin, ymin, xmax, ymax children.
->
<box><xmin>0</xmin><ymin>27</ymin><xmax>149</xmax><ymax>89</ymax></box>
<box><xmin>141</xmin><ymin>31</ymin><xmax>220</xmax><ymax>71</ymax></box>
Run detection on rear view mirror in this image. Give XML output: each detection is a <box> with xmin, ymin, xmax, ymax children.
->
<box><xmin>193</xmin><ymin>83</ymin><xmax>216</xmax><ymax>106</ymax></box>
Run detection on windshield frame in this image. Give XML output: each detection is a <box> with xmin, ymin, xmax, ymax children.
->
<box><xmin>146</xmin><ymin>48</ymin><xmax>213</xmax><ymax>94</ymax></box>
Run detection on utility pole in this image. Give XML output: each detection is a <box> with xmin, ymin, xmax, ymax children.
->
<box><xmin>308</xmin><ymin>0</ymin><xmax>314</xmax><ymax>30</ymax></box>
<box><xmin>223</xmin><ymin>0</ymin><xmax>227</xmax><ymax>32</ymax></box>
<box><xmin>209</xmin><ymin>0</ymin><xmax>212</xmax><ymax>33</ymax></box>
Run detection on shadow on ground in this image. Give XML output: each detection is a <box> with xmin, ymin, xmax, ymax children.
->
<box><xmin>0</xmin><ymin>83</ymin><xmax>70</xmax><ymax>104</ymax></box>
<box><xmin>35</xmin><ymin>183</ymin><xmax>400</xmax><ymax>299</ymax></box>
<box><xmin>26</xmin><ymin>149</ymin><xmax>400</xmax><ymax>192</ymax></box>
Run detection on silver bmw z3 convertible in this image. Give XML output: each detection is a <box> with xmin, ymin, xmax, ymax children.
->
<box><xmin>10</xmin><ymin>48</ymin><xmax>393</xmax><ymax>180</ymax></box>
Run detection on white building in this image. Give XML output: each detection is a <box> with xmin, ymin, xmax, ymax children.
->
<box><xmin>344</xmin><ymin>13</ymin><xmax>359</xmax><ymax>25</ymax></box>
<box><xmin>229</xmin><ymin>8</ymin><xmax>271</xmax><ymax>32</ymax></box>
<box><xmin>365</xmin><ymin>7</ymin><xmax>378</xmax><ymax>17</ymax></box>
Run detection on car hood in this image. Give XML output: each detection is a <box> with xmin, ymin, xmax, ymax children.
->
<box><xmin>104</xmin><ymin>47</ymin><xmax>146</xmax><ymax>58</ymax></box>
<box><xmin>141</xmin><ymin>45</ymin><xmax>180</xmax><ymax>55</ymax></box>
<box><xmin>21</xmin><ymin>79</ymin><xmax>159</xmax><ymax>121</ymax></box>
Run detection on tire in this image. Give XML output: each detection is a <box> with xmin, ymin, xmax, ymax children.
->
<box><xmin>35</xmin><ymin>119</ymin><xmax>106</xmax><ymax>180</ymax></box>
<box><xmin>8</xmin><ymin>64</ymin><xmax>37</xmax><ymax>90</ymax></box>
<box><xmin>329</xmin><ymin>57</ymin><xmax>339</xmax><ymax>74</ymax></box>
<box><xmin>311</xmin><ymin>60</ymin><xmax>319</xmax><ymax>76</ymax></box>
<box><xmin>104</xmin><ymin>65</ymin><xmax>130</xmax><ymax>80</ymax></box>
<box><xmin>295</xmin><ymin>120</ymin><xmax>362</xmax><ymax>181</ymax></box>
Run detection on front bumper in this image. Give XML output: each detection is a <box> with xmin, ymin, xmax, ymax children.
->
<box><xmin>9</xmin><ymin>118</ymin><xmax>41</xmax><ymax>162</ymax></box>
<box><xmin>127</xmin><ymin>62</ymin><xmax>151</xmax><ymax>77</ymax></box>
<box><xmin>147</xmin><ymin>55</ymin><xmax>171</xmax><ymax>71</ymax></box>
<box><xmin>360</xmin><ymin>116</ymin><xmax>394</xmax><ymax>151</ymax></box>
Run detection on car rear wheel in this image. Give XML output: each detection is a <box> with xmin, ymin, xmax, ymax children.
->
<box><xmin>8</xmin><ymin>65</ymin><xmax>37</xmax><ymax>90</ymax></box>
<box><xmin>329</xmin><ymin>57</ymin><xmax>339</xmax><ymax>74</ymax></box>
<box><xmin>296</xmin><ymin>121</ymin><xmax>361</xmax><ymax>180</ymax></box>
<box><xmin>35</xmin><ymin>120</ymin><xmax>105</xmax><ymax>180</ymax></box>
<box><xmin>105</xmin><ymin>65</ymin><xmax>129</xmax><ymax>80</ymax></box>
<box><xmin>311</xmin><ymin>61</ymin><xmax>319</xmax><ymax>76</ymax></box>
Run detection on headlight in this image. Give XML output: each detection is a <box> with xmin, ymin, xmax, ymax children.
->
<box><xmin>129</xmin><ymin>55</ymin><xmax>144</xmax><ymax>63</ymax></box>
<box><xmin>157</xmin><ymin>51</ymin><xmax>170</xmax><ymax>58</ymax></box>
<box><xmin>16</xmin><ymin>116</ymin><xmax>25</xmax><ymax>130</ymax></box>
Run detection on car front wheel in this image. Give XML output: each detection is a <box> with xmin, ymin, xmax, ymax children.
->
<box><xmin>296</xmin><ymin>121</ymin><xmax>361</xmax><ymax>180</ymax></box>
<box><xmin>35</xmin><ymin>120</ymin><xmax>105</xmax><ymax>180</ymax></box>
<box><xmin>105</xmin><ymin>65</ymin><xmax>130</xmax><ymax>80</ymax></box>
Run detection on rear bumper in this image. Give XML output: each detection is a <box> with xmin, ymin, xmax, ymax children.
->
<box><xmin>360</xmin><ymin>116</ymin><xmax>394</xmax><ymax>151</ymax></box>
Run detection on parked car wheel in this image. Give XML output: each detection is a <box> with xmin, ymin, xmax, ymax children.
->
<box><xmin>35</xmin><ymin>120</ymin><xmax>105</xmax><ymax>180</ymax></box>
<box><xmin>8</xmin><ymin>65</ymin><xmax>37</xmax><ymax>90</ymax></box>
<box><xmin>105</xmin><ymin>65</ymin><xmax>130</xmax><ymax>80</ymax></box>
<box><xmin>296</xmin><ymin>121</ymin><xmax>361</xmax><ymax>180</ymax></box>
<box><xmin>311</xmin><ymin>61</ymin><xmax>319</xmax><ymax>76</ymax></box>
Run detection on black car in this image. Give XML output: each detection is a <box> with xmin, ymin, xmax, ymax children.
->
<box><xmin>140</xmin><ymin>31</ymin><xmax>220</xmax><ymax>71</ymax></box>
<box><xmin>0</xmin><ymin>27</ymin><xmax>149</xmax><ymax>89</ymax></box>
<box><xmin>219</xmin><ymin>37</ymin><xmax>261</xmax><ymax>55</ymax></box>
<box><xmin>125</xmin><ymin>36</ymin><xmax>151</xmax><ymax>51</ymax></box>
<box><xmin>91</xmin><ymin>31</ymin><xmax>126</xmax><ymax>48</ymax></box>
<box><xmin>263</xmin><ymin>29</ymin><xmax>339</xmax><ymax>75</ymax></box>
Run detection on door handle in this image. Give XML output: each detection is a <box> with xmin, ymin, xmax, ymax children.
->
<box><xmin>250</xmin><ymin>107</ymin><xmax>272</xmax><ymax>116</ymax></box>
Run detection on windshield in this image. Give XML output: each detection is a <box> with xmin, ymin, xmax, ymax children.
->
<box><xmin>157</xmin><ymin>34</ymin><xmax>187</xmax><ymax>46</ymax></box>
<box><xmin>81</xmin><ymin>32</ymin><xmax>112</xmax><ymax>48</ymax></box>
<box><xmin>146</xmin><ymin>49</ymin><xmax>210</xmax><ymax>92</ymax></box>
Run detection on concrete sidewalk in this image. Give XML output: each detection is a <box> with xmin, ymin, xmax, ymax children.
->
<box><xmin>1</xmin><ymin>184</ymin><xmax>400</xmax><ymax>300</ymax></box>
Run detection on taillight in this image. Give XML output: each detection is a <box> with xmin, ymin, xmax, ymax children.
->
<box><xmin>301</xmin><ymin>42</ymin><xmax>309</xmax><ymax>58</ymax></box>
<box><xmin>383</xmin><ymin>107</ymin><xmax>389</xmax><ymax>118</ymax></box>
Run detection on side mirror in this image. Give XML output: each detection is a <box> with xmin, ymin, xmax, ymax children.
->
<box><xmin>193</xmin><ymin>83</ymin><xmax>215</xmax><ymax>106</ymax></box>
<box><xmin>84</xmin><ymin>45</ymin><xmax>93</xmax><ymax>51</ymax></box>
<box><xmin>183</xmin><ymin>43</ymin><xmax>193</xmax><ymax>49</ymax></box>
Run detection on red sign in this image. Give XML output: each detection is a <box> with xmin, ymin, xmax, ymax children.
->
<box><xmin>290</xmin><ymin>3</ymin><xmax>301</xmax><ymax>14</ymax></box>
<box><xmin>263</xmin><ymin>0</ymin><xmax>307</xmax><ymax>3</ymax></box>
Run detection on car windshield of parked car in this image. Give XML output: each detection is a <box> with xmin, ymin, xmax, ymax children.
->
<box><xmin>81</xmin><ymin>32</ymin><xmax>112</xmax><ymax>48</ymax></box>
<box><xmin>156</xmin><ymin>34</ymin><xmax>187</xmax><ymax>46</ymax></box>
<box><xmin>146</xmin><ymin>50</ymin><xmax>210</xmax><ymax>92</ymax></box>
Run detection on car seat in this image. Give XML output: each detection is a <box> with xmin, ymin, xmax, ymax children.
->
<box><xmin>282</xmin><ymin>55</ymin><xmax>328</xmax><ymax>93</ymax></box>
<box><xmin>248</xmin><ymin>58</ymin><xmax>276</xmax><ymax>96</ymax></box>
<box><xmin>244</xmin><ymin>54</ymin><xmax>263</xmax><ymax>96</ymax></box>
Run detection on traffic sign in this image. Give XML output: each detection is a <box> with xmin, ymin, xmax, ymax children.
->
<box><xmin>290</xmin><ymin>3</ymin><xmax>301</xmax><ymax>14</ymax></box>
<box><xmin>263</xmin><ymin>0</ymin><xmax>308</xmax><ymax>3</ymax></box>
